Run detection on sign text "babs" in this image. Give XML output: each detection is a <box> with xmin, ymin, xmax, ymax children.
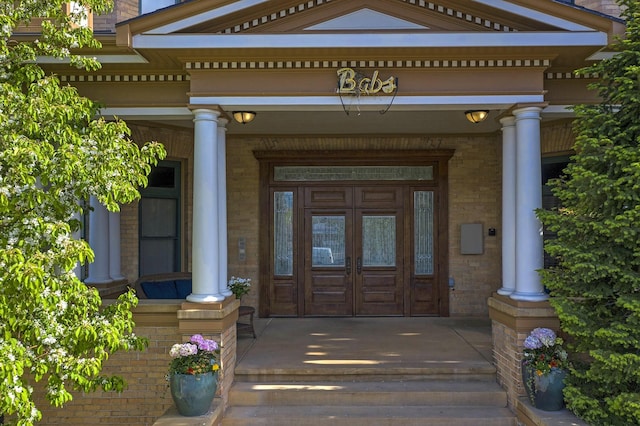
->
<box><xmin>337</xmin><ymin>67</ymin><xmax>397</xmax><ymax>95</ymax></box>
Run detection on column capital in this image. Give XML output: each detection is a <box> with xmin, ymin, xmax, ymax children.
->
<box><xmin>513</xmin><ymin>106</ymin><xmax>542</xmax><ymax>120</ymax></box>
<box><xmin>192</xmin><ymin>108</ymin><xmax>221</xmax><ymax>122</ymax></box>
<box><xmin>499</xmin><ymin>115</ymin><xmax>516</xmax><ymax>127</ymax></box>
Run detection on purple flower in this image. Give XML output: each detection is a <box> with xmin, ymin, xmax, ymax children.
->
<box><xmin>190</xmin><ymin>334</ymin><xmax>205</xmax><ymax>345</ymax></box>
<box><xmin>189</xmin><ymin>334</ymin><xmax>218</xmax><ymax>352</ymax></box>
<box><xmin>198</xmin><ymin>339</ymin><xmax>218</xmax><ymax>352</ymax></box>
<box><xmin>531</xmin><ymin>328</ymin><xmax>556</xmax><ymax>347</ymax></box>
<box><xmin>523</xmin><ymin>335</ymin><xmax>542</xmax><ymax>350</ymax></box>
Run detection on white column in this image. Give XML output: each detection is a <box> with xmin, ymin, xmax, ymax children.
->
<box><xmin>498</xmin><ymin>116</ymin><xmax>516</xmax><ymax>295</ymax></box>
<box><xmin>218</xmin><ymin>118</ymin><xmax>232</xmax><ymax>297</ymax></box>
<box><xmin>511</xmin><ymin>107</ymin><xmax>548</xmax><ymax>301</ymax></box>
<box><xmin>108</xmin><ymin>211</ymin><xmax>124</xmax><ymax>281</ymax></box>
<box><xmin>188</xmin><ymin>109</ymin><xmax>224</xmax><ymax>302</ymax></box>
<box><xmin>85</xmin><ymin>196</ymin><xmax>112</xmax><ymax>285</ymax></box>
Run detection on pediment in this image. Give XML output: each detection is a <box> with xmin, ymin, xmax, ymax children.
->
<box><xmin>130</xmin><ymin>0</ymin><xmax>613</xmax><ymax>37</ymax></box>
<box><xmin>304</xmin><ymin>8</ymin><xmax>429</xmax><ymax>31</ymax></box>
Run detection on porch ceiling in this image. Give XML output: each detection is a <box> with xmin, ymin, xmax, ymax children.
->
<box><xmin>223</xmin><ymin>109</ymin><xmax>503</xmax><ymax>135</ymax></box>
<box><xmin>140</xmin><ymin>108</ymin><xmax>571</xmax><ymax>136</ymax></box>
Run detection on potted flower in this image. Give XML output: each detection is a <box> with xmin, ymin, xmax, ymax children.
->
<box><xmin>522</xmin><ymin>327</ymin><xmax>569</xmax><ymax>411</ymax></box>
<box><xmin>228</xmin><ymin>276</ymin><xmax>251</xmax><ymax>301</ymax></box>
<box><xmin>167</xmin><ymin>334</ymin><xmax>220</xmax><ymax>416</ymax></box>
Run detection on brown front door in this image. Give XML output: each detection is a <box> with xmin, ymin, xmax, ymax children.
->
<box><xmin>256</xmin><ymin>150</ymin><xmax>453</xmax><ymax>318</ymax></box>
<box><xmin>303</xmin><ymin>187</ymin><xmax>404</xmax><ymax>316</ymax></box>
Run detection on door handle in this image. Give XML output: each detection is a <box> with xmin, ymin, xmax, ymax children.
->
<box><xmin>356</xmin><ymin>257</ymin><xmax>362</xmax><ymax>275</ymax></box>
<box><xmin>346</xmin><ymin>257</ymin><xmax>351</xmax><ymax>275</ymax></box>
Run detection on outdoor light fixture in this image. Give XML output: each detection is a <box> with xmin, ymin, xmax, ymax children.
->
<box><xmin>465</xmin><ymin>110</ymin><xmax>489</xmax><ymax>124</ymax></box>
<box><xmin>232</xmin><ymin>111</ymin><xmax>256</xmax><ymax>124</ymax></box>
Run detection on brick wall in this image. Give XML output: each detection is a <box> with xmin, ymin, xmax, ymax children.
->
<box><xmin>446</xmin><ymin>135</ymin><xmax>501</xmax><ymax>315</ymax></box>
<box><xmin>574</xmin><ymin>0</ymin><xmax>623</xmax><ymax>17</ymax></box>
<box><xmin>32</xmin><ymin>303</ymin><xmax>237</xmax><ymax>425</ymax></box>
<box><xmin>93</xmin><ymin>0</ymin><xmax>139</xmax><ymax>32</ymax></box>
<box><xmin>226</xmin><ymin>137</ymin><xmax>261</xmax><ymax>308</ymax></box>
<box><xmin>34</xmin><ymin>323</ymin><xmax>181</xmax><ymax>425</ymax></box>
<box><xmin>493</xmin><ymin>320</ymin><xmax>527</xmax><ymax>408</ymax></box>
<box><xmin>226</xmin><ymin>134</ymin><xmax>502</xmax><ymax>316</ymax></box>
<box><xmin>119</xmin><ymin>121</ymin><xmax>575</xmax><ymax>317</ymax></box>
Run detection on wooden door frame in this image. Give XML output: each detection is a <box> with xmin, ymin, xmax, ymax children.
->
<box><xmin>255</xmin><ymin>149</ymin><xmax>454</xmax><ymax>317</ymax></box>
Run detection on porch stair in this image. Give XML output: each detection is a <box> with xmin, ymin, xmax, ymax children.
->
<box><xmin>222</xmin><ymin>365</ymin><xmax>516</xmax><ymax>426</ymax></box>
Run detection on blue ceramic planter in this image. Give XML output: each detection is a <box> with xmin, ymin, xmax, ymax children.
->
<box><xmin>169</xmin><ymin>372</ymin><xmax>218</xmax><ymax>416</ymax></box>
<box><xmin>522</xmin><ymin>363</ymin><xmax>567</xmax><ymax>411</ymax></box>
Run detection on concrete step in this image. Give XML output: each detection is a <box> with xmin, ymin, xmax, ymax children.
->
<box><xmin>228</xmin><ymin>380</ymin><xmax>508</xmax><ymax>407</ymax></box>
<box><xmin>233</xmin><ymin>365</ymin><xmax>498</xmax><ymax>383</ymax></box>
<box><xmin>221</xmin><ymin>405</ymin><xmax>517</xmax><ymax>426</ymax></box>
<box><xmin>222</xmin><ymin>380</ymin><xmax>516</xmax><ymax>426</ymax></box>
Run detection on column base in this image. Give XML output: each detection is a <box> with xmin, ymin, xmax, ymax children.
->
<box><xmin>497</xmin><ymin>287</ymin><xmax>515</xmax><ymax>296</ymax></box>
<box><xmin>84</xmin><ymin>277</ymin><xmax>113</xmax><ymax>285</ymax></box>
<box><xmin>510</xmin><ymin>291</ymin><xmax>548</xmax><ymax>302</ymax></box>
<box><xmin>187</xmin><ymin>293</ymin><xmax>226</xmax><ymax>303</ymax></box>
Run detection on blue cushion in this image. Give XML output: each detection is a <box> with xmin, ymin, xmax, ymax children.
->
<box><xmin>175</xmin><ymin>279</ymin><xmax>192</xmax><ymax>299</ymax></box>
<box><xmin>141</xmin><ymin>281</ymin><xmax>178</xmax><ymax>299</ymax></box>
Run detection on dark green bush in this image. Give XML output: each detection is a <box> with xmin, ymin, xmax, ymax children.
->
<box><xmin>537</xmin><ymin>1</ymin><xmax>640</xmax><ymax>424</ymax></box>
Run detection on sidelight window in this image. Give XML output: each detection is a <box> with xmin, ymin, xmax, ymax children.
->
<box><xmin>274</xmin><ymin>192</ymin><xmax>294</xmax><ymax>275</ymax></box>
<box><xmin>414</xmin><ymin>191</ymin><xmax>434</xmax><ymax>275</ymax></box>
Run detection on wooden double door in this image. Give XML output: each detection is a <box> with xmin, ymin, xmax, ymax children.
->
<box><xmin>304</xmin><ymin>186</ymin><xmax>404</xmax><ymax>316</ymax></box>
<box><xmin>258</xmin><ymin>150</ymin><xmax>452</xmax><ymax>317</ymax></box>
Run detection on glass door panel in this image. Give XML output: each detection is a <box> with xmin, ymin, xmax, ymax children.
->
<box><xmin>312</xmin><ymin>216</ymin><xmax>345</xmax><ymax>267</ymax></box>
<box><xmin>362</xmin><ymin>215</ymin><xmax>396</xmax><ymax>267</ymax></box>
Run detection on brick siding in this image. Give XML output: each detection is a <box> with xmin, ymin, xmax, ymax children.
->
<box><xmin>33</xmin><ymin>324</ymin><xmax>181</xmax><ymax>425</ymax></box>
<box><xmin>119</xmin><ymin>121</ymin><xmax>575</xmax><ymax>317</ymax></box>
<box><xmin>31</xmin><ymin>303</ymin><xmax>236</xmax><ymax>425</ymax></box>
<box><xmin>574</xmin><ymin>0</ymin><xmax>622</xmax><ymax>17</ymax></box>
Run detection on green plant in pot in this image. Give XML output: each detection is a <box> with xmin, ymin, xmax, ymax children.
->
<box><xmin>522</xmin><ymin>327</ymin><xmax>569</xmax><ymax>411</ymax></box>
<box><xmin>228</xmin><ymin>276</ymin><xmax>251</xmax><ymax>301</ymax></box>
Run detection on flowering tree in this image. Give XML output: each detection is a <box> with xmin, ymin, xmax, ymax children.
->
<box><xmin>0</xmin><ymin>1</ymin><xmax>165</xmax><ymax>425</ymax></box>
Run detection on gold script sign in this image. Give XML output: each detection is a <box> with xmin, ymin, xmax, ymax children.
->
<box><xmin>337</xmin><ymin>67</ymin><xmax>397</xmax><ymax>95</ymax></box>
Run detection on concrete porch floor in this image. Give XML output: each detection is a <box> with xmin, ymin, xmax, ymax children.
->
<box><xmin>236</xmin><ymin>316</ymin><xmax>494</xmax><ymax>375</ymax></box>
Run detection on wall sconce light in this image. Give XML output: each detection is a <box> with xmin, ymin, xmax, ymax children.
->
<box><xmin>232</xmin><ymin>111</ymin><xmax>256</xmax><ymax>124</ymax></box>
<box><xmin>464</xmin><ymin>110</ymin><xmax>489</xmax><ymax>124</ymax></box>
